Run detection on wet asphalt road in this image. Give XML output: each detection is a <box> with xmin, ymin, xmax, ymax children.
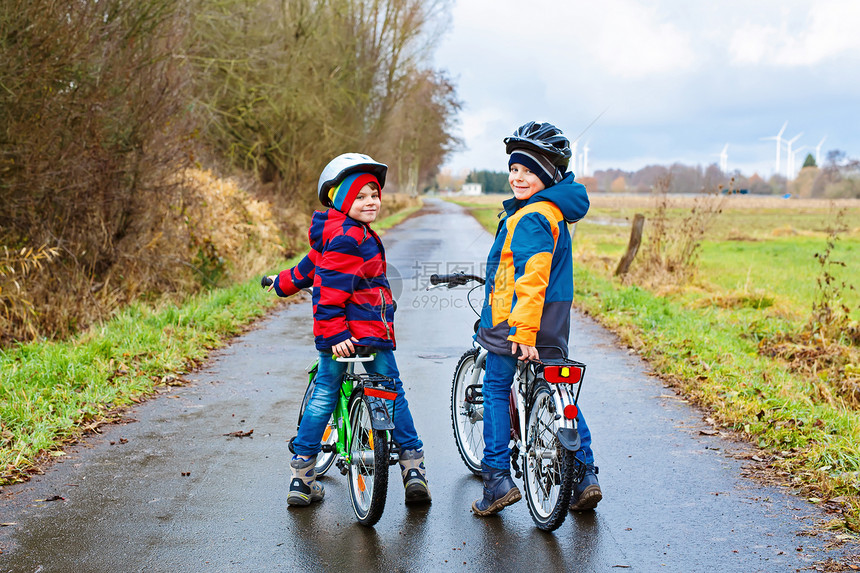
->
<box><xmin>0</xmin><ymin>198</ymin><xmax>853</xmax><ymax>573</ymax></box>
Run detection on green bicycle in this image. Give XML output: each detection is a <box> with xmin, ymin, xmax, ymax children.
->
<box><xmin>292</xmin><ymin>349</ymin><xmax>399</xmax><ymax>527</ymax></box>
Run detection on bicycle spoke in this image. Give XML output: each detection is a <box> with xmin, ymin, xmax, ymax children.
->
<box><xmin>523</xmin><ymin>384</ymin><xmax>575</xmax><ymax>530</ymax></box>
<box><xmin>451</xmin><ymin>350</ymin><xmax>484</xmax><ymax>474</ymax></box>
<box><xmin>347</xmin><ymin>391</ymin><xmax>389</xmax><ymax>526</ymax></box>
<box><xmin>351</xmin><ymin>403</ymin><xmax>375</xmax><ymax>510</ymax></box>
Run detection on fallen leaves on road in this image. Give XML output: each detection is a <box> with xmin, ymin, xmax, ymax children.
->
<box><xmin>223</xmin><ymin>429</ymin><xmax>254</xmax><ymax>438</ymax></box>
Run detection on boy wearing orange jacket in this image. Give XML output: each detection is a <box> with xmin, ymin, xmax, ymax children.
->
<box><xmin>472</xmin><ymin>122</ymin><xmax>601</xmax><ymax>516</ymax></box>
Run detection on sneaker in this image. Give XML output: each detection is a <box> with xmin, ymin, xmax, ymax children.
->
<box><xmin>472</xmin><ymin>462</ymin><xmax>521</xmax><ymax>516</ymax></box>
<box><xmin>399</xmin><ymin>448</ymin><xmax>431</xmax><ymax>504</ymax></box>
<box><xmin>288</xmin><ymin>455</ymin><xmax>325</xmax><ymax>506</ymax></box>
<box><xmin>569</xmin><ymin>464</ymin><xmax>602</xmax><ymax>511</ymax></box>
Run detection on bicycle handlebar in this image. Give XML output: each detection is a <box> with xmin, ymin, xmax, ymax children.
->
<box><xmin>261</xmin><ymin>275</ymin><xmax>273</xmax><ymax>288</ymax></box>
<box><xmin>429</xmin><ymin>272</ymin><xmax>485</xmax><ymax>287</ymax></box>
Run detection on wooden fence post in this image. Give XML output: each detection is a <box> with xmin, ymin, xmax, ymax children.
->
<box><xmin>614</xmin><ymin>214</ymin><xmax>645</xmax><ymax>276</ymax></box>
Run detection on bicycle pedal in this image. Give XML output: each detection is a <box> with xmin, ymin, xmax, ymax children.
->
<box><xmin>321</xmin><ymin>444</ymin><xmax>334</xmax><ymax>453</ymax></box>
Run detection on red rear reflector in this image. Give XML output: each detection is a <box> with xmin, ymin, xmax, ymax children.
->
<box><xmin>544</xmin><ymin>365</ymin><xmax>582</xmax><ymax>384</ymax></box>
<box><xmin>364</xmin><ymin>387</ymin><xmax>397</xmax><ymax>401</ymax></box>
<box><xmin>563</xmin><ymin>404</ymin><xmax>578</xmax><ymax>419</ymax></box>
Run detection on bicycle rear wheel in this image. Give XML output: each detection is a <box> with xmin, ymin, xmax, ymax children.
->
<box><xmin>523</xmin><ymin>382</ymin><xmax>575</xmax><ymax>532</ymax></box>
<box><xmin>297</xmin><ymin>373</ymin><xmax>338</xmax><ymax>476</ymax></box>
<box><xmin>451</xmin><ymin>348</ymin><xmax>484</xmax><ymax>475</ymax></box>
<box><xmin>347</xmin><ymin>390</ymin><xmax>389</xmax><ymax>526</ymax></box>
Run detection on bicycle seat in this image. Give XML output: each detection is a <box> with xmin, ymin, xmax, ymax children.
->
<box><xmin>334</xmin><ymin>344</ymin><xmax>377</xmax><ymax>362</ymax></box>
<box><xmin>351</xmin><ymin>344</ymin><xmax>376</xmax><ymax>357</ymax></box>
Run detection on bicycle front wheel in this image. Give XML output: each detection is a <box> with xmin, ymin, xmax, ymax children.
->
<box><xmin>347</xmin><ymin>390</ymin><xmax>389</xmax><ymax>526</ymax></box>
<box><xmin>523</xmin><ymin>382</ymin><xmax>576</xmax><ymax>532</ymax></box>
<box><xmin>451</xmin><ymin>349</ymin><xmax>484</xmax><ymax>475</ymax></box>
<box><xmin>297</xmin><ymin>374</ymin><xmax>338</xmax><ymax>476</ymax></box>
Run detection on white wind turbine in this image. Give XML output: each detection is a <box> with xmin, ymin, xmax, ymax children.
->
<box><xmin>582</xmin><ymin>142</ymin><xmax>590</xmax><ymax>177</ymax></box>
<box><xmin>815</xmin><ymin>136</ymin><xmax>827</xmax><ymax>166</ymax></box>
<box><xmin>718</xmin><ymin>144</ymin><xmax>728</xmax><ymax>174</ymax></box>
<box><xmin>784</xmin><ymin>132</ymin><xmax>803</xmax><ymax>179</ymax></box>
<box><xmin>761</xmin><ymin>121</ymin><xmax>788</xmax><ymax>176</ymax></box>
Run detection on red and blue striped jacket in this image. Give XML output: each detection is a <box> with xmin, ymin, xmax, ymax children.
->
<box><xmin>273</xmin><ymin>208</ymin><xmax>395</xmax><ymax>351</ymax></box>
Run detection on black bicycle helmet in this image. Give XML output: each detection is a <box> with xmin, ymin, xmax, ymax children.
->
<box><xmin>503</xmin><ymin>121</ymin><xmax>572</xmax><ymax>171</ymax></box>
<box><xmin>317</xmin><ymin>153</ymin><xmax>388</xmax><ymax>207</ymax></box>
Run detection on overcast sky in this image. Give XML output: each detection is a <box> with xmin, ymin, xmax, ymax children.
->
<box><xmin>432</xmin><ymin>0</ymin><xmax>860</xmax><ymax>179</ymax></box>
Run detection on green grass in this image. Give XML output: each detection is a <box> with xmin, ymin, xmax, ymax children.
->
<box><xmin>451</xmin><ymin>197</ymin><xmax>860</xmax><ymax>531</ymax></box>
<box><xmin>0</xmin><ymin>269</ymin><xmax>292</xmax><ymax>482</ymax></box>
<box><xmin>575</xmin><ymin>213</ymin><xmax>859</xmax><ymax>319</ymax></box>
<box><xmin>0</xmin><ymin>203</ymin><xmax>419</xmax><ymax>486</ymax></box>
<box><xmin>573</xmin><ymin>268</ymin><xmax>860</xmax><ymax>479</ymax></box>
<box><xmin>697</xmin><ymin>238</ymin><xmax>858</xmax><ymax>314</ymax></box>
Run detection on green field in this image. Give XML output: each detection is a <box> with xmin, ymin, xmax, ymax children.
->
<box><xmin>460</xmin><ymin>194</ymin><xmax>860</xmax><ymax>318</ymax></box>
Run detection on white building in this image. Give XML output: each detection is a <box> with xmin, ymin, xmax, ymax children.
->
<box><xmin>461</xmin><ymin>182</ymin><xmax>482</xmax><ymax>196</ymax></box>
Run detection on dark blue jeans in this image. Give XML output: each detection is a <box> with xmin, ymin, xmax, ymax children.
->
<box><xmin>482</xmin><ymin>351</ymin><xmax>594</xmax><ymax>470</ymax></box>
<box><xmin>293</xmin><ymin>349</ymin><xmax>423</xmax><ymax>457</ymax></box>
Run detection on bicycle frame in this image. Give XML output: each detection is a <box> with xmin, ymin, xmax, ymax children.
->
<box><xmin>311</xmin><ymin>355</ymin><xmax>397</xmax><ymax>469</ymax></box>
<box><xmin>460</xmin><ymin>346</ymin><xmax>584</xmax><ymax>476</ymax></box>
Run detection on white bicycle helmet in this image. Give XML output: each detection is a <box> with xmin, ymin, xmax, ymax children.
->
<box><xmin>317</xmin><ymin>153</ymin><xmax>388</xmax><ymax>207</ymax></box>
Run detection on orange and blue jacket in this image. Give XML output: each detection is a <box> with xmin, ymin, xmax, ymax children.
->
<box><xmin>273</xmin><ymin>208</ymin><xmax>395</xmax><ymax>351</ymax></box>
<box><xmin>476</xmin><ymin>173</ymin><xmax>589</xmax><ymax>358</ymax></box>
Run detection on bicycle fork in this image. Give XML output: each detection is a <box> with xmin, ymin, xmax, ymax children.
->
<box><xmin>338</xmin><ymin>373</ymin><xmax>397</xmax><ymax>470</ymax></box>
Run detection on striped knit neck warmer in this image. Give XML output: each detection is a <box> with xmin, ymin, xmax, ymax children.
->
<box><xmin>508</xmin><ymin>149</ymin><xmax>561</xmax><ymax>188</ymax></box>
<box><xmin>328</xmin><ymin>172</ymin><xmax>380</xmax><ymax>213</ymax></box>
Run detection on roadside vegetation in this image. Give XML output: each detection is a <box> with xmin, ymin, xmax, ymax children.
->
<box><xmin>452</xmin><ymin>192</ymin><xmax>860</xmax><ymax>532</ymax></box>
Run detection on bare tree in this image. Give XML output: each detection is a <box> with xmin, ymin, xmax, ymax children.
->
<box><xmin>189</xmin><ymin>0</ymin><xmax>458</xmax><ymax>204</ymax></box>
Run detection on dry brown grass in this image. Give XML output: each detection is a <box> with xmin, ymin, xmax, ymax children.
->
<box><xmin>0</xmin><ymin>168</ymin><xmax>290</xmax><ymax>345</ymax></box>
<box><xmin>0</xmin><ymin>245</ymin><xmax>60</xmax><ymax>345</ymax></box>
<box><xmin>622</xmin><ymin>178</ymin><xmax>727</xmax><ymax>288</ymax></box>
<box><xmin>178</xmin><ymin>169</ymin><xmax>284</xmax><ymax>282</ymax></box>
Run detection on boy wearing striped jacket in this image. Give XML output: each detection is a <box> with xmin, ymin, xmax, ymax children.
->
<box><xmin>268</xmin><ymin>153</ymin><xmax>429</xmax><ymax>507</ymax></box>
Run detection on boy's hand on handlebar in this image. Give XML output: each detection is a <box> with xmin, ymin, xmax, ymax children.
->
<box><xmin>512</xmin><ymin>342</ymin><xmax>539</xmax><ymax>362</ymax></box>
<box><xmin>332</xmin><ymin>337</ymin><xmax>360</xmax><ymax>358</ymax></box>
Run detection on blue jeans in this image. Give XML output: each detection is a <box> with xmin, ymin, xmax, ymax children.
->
<box><xmin>482</xmin><ymin>351</ymin><xmax>595</xmax><ymax>471</ymax></box>
<box><xmin>293</xmin><ymin>349</ymin><xmax>423</xmax><ymax>457</ymax></box>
